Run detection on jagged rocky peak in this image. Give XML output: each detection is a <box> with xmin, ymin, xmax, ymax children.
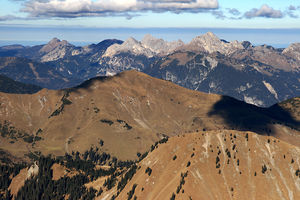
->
<box><xmin>283</xmin><ymin>43</ymin><xmax>300</xmax><ymax>61</ymax></box>
<box><xmin>103</xmin><ymin>34</ymin><xmax>184</xmax><ymax>58</ymax></box>
<box><xmin>103</xmin><ymin>36</ymin><xmax>155</xmax><ymax>58</ymax></box>
<box><xmin>124</xmin><ymin>37</ymin><xmax>140</xmax><ymax>46</ymax></box>
<box><xmin>198</xmin><ymin>31</ymin><xmax>220</xmax><ymax>41</ymax></box>
<box><xmin>39</xmin><ymin>38</ymin><xmax>73</xmax><ymax>54</ymax></box>
<box><xmin>185</xmin><ymin>32</ymin><xmax>244</xmax><ymax>55</ymax></box>
<box><xmin>141</xmin><ymin>34</ymin><xmax>163</xmax><ymax>48</ymax></box>
<box><xmin>141</xmin><ymin>34</ymin><xmax>184</xmax><ymax>54</ymax></box>
<box><xmin>39</xmin><ymin>38</ymin><xmax>75</xmax><ymax>62</ymax></box>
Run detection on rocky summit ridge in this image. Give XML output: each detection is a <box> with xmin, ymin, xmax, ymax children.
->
<box><xmin>103</xmin><ymin>34</ymin><xmax>184</xmax><ymax>58</ymax></box>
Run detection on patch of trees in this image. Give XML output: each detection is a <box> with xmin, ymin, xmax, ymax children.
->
<box><xmin>99</xmin><ymin>139</ymin><xmax>104</xmax><ymax>146</ymax></box>
<box><xmin>11</xmin><ymin>133</ymin><xmax>173</xmax><ymax>199</ymax></box>
<box><xmin>145</xmin><ymin>167</ymin><xmax>152</xmax><ymax>176</ymax></box>
<box><xmin>0</xmin><ymin>121</ymin><xmax>42</xmax><ymax>144</ymax></box>
<box><xmin>100</xmin><ymin>119</ymin><xmax>114</xmax><ymax>126</ymax></box>
<box><xmin>138</xmin><ymin>151</ymin><xmax>148</xmax><ymax>162</ymax></box>
<box><xmin>117</xmin><ymin>119</ymin><xmax>132</xmax><ymax>130</ymax></box>
<box><xmin>49</xmin><ymin>90</ymin><xmax>72</xmax><ymax>118</ymax></box>
<box><xmin>186</xmin><ymin>161</ymin><xmax>191</xmax><ymax>167</ymax></box>
<box><xmin>150</xmin><ymin>136</ymin><xmax>169</xmax><ymax>152</ymax></box>
<box><xmin>103</xmin><ymin>173</ymin><xmax>118</xmax><ymax>190</ymax></box>
<box><xmin>117</xmin><ymin>164</ymin><xmax>137</xmax><ymax>192</ymax></box>
<box><xmin>225</xmin><ymin>148</ymin><xmax>231</xmax><ymax>158</ymax></box>
<box><xmin>176</xmin><ymin>171</ymin><xmax>188</xmax><ymax>194</ymax></box>
<box><xmin>216</xmin><ymin>156</ymin><xmax>220</xmax><ymax>168</ymax></box>
<box><xmin>15</xmin><ymin>154</ymin><xmax>119</xmax><ymax>200</ymax></box>
<box><xmin>295</xmin><ymin>169</ymin><xmax>300</xmax><ymax>178</ymax></box>
<box><xmin>16</xmin><ymin>155</ymin><xmax>88</xmax><ymax>199</ymax></box>
<box><xmin>170</xmin><ymin>193</ymin><xmax>176</xmax><ymax>200</ymax></box>
<box><xmin>262</xmin><ymin>164</ymin><xmax>267</xmax><ymax>174</ymax></box>
<box><xmin>127</xmin><ymin>184</ymin><xmax>137</xmax><ymax>200</ymax></box>
<box><xmin>80</xmin><ymin>147</ymin><xmax>111</xmax><ymax>165</ymax></box>
<box><xmin>0</xmin><ymin>162</ymin><xmax>25</xmax><ymax>198</ymax></box>
<box><xmin>93</xmin><ymin>107</ymin><xmax>100</xmax><ymax>113</ymax></box>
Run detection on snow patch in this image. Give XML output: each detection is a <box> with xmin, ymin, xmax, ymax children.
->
<box><xmin>106</xmin><ymin>71</ymin><xmax>116</xmax><ymax>76</ymax></box>
<box><xmin>263</xmin><ymin>81</ymin><xmax>279</xmax><ymax>100</ymax></box>
<box><xmin>206</xmin><ymin>57</ymin><xmax>218</xmax><ymax>69</ymax></box>
<box><xmin>243</xmin><ymin>96</ymin><xmax>264</xmax><ymax>106</ymax></box>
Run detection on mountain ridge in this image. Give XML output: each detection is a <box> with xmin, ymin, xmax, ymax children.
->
<box><xmin>0</xmin><ymin>33</ymin><xmax>299</xmax><ymax>107</ymax></box>
<box><xmin>0</xmin><ymin>70</ymin><xmax>298</xmax><ymax>162</ymax></box>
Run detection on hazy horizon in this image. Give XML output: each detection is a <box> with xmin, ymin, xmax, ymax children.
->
<box><xmin>1</xmin><ymin>26</ymin><xmax>299</xmax><ymax>48</ymax></box>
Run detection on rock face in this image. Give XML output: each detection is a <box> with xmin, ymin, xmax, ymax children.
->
<box><xmin>103</xmin><ymin>34</ymin><xmax>184</xmax><ymax>58</ymax></box>
<box><xmin>100</xmin><ymin>33</ymin><xmax>299</xmax><ymax>107</ymax></box>
<box><xmin>141</xmin><ymin>34</ymin><xmax>184</xmax><ymax>55</ymax></box>
<box><xmin>182</xmin><ymin>32</ymin><xmax>244</xmax><ymax>55</ymax></box>
<box><xmin>39</xmin><ymin>38</ymin><xmax>75</xmax><ymax>62</ymax></box>
<box><xmin>283</xmin><ymin>43</ymin><xmax>300</xmax><ymax>61</ymax></box>
<box><xmin>145</xmin><ymin>51</ymin><xmax>300</xmax><ymax>107</ymax></box>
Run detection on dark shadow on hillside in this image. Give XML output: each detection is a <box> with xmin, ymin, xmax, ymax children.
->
<box><xmin>208</xmin><ymin>96</ymin><xmax>300</xmax><ymax>135</ymax></box>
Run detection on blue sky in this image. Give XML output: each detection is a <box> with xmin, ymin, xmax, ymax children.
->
<box><xmin>0</xmin><ymin>0</ymin><xmax>300</xmax><ymax>45</ymax></box>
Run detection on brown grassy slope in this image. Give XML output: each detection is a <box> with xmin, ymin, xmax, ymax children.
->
<box><xmin>116</xmin><ymin>130</ymin><xmax>300</xmax><ymax>200</ymax></box>
<box><xmin>0</xmin><ymin>70</ymin><xmax>299</xmax><ymax>161</ymax></box>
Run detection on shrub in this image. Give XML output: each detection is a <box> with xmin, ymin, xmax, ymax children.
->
<box><xmin>145</xmin><ymin>167</ymin><xmax>152</xmax><ymax>176</ymax></box>
<box><xmin>262</xmin><ymin>164</ymin><xmax>267</xmax><ymax>174</ymax></box>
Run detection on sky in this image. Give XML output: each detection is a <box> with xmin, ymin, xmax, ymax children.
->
<box><xmin>0</xmin><ymin>0</ymin><xmax>300</xmax><ymax>46</ymax></box>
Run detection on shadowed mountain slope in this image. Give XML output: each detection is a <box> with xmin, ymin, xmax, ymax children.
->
<box><xmin>0</xmin><ymin>57</ymin><xmax>81</xmax><ymax>89</ymax></box>
<box><xmin>0</xmin><ymin>74</ymin><xmax>41</xmax><ymax>94</ymax></box>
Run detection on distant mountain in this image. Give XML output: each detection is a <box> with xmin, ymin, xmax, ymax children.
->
<box><xmin>103</xmin><ymin>34</ymin><xmax>183</xmax><ymax>58</ymax></box>
<box><xmin>0</xmin><ymin>38</ymin><xmax>123</xmax><ymax>82</ymax></box>
<box><xmin>0</xmin><ymin>57</ymin><xmax>81</xmax><ymax>89</ymax></box>
<box><xmin>0</xmin><ymin>74</ymin><xmax>41</xmax><ymax>94</ymax></box>
<box><xmin>101</xmin><ymin>33</ymin><xmax>300</xmax><ymax>107</ymax></box>
<box><xmin>0</xmin><ymin>34</ymin><xmax>299</xmax><ymax>106</ymax></box>
<box><xmin>144</xmin><ymin>51</ymin><xmax>299</xmax><ymax>107</ymax></box>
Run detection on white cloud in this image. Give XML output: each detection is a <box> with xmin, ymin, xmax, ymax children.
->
<box><xmin>21</xmin><ymin>0</ymin><xmax>219</xmax><ymax>18</ymax></box>
<box><xmin>244</xmin><ymin>4</ymin><xmax>283</xmax><ymax>19</ymax></box>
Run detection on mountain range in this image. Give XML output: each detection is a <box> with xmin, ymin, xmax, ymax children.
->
<box><xmin>0</xmin><ymin>33</ymin><xmax>299</xmax><ymax>107</ymax></box>
<box><xmin>0</xmin><ymin>70</ymin><xmax>299</xmax><ymax>199</ymax></box>
<box><xmin>0</xmin><ymin>32</ymin><xmax>300</xmax><ymax>199</ymax></box>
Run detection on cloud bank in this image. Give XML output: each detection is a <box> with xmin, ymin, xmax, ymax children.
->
<box><xmin>244</xmin><ymin>4</ymin><xmax>283</xmax><ymax>18</ymax></box>
<box><xmin>21</xmin><ymin>0</ymin><xmax>219</xmax><ymax>18</ymax></box>
<box><xmin>1</xmin><ymin>1</ymin><xmax>299</xmax><ymax>21</ymax></box>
